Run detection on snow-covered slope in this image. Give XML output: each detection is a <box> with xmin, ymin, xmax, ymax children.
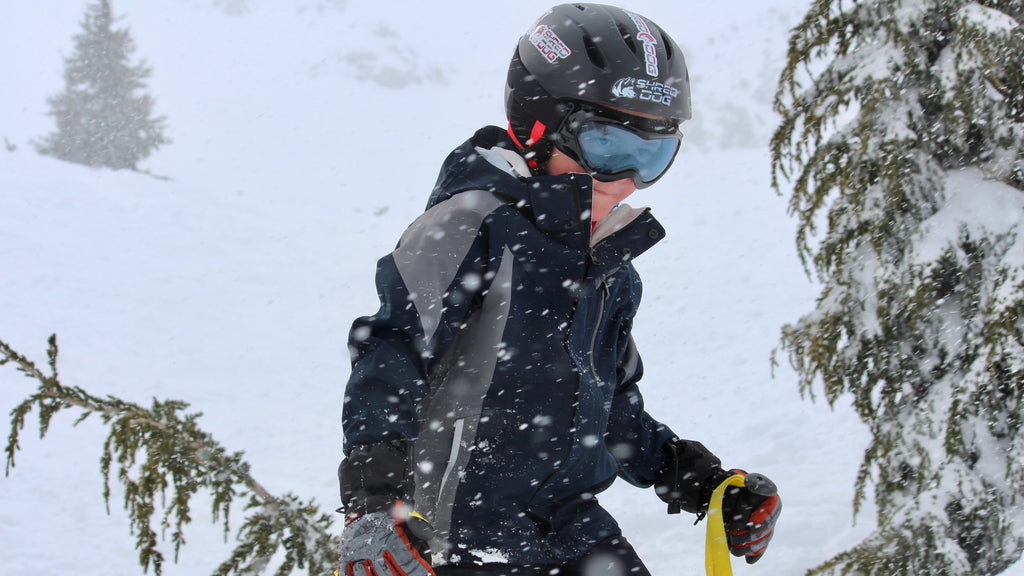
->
<box><xmin>3</xmin><ymin>2</ymin><xmax>1017</xmax><ymax>575</ymax></box>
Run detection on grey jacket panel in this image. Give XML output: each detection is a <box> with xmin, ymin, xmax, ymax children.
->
<box><xmin>394</xmin><ymin>190</ymin><xmax>507</xmax><ymax>344</ymax></box>
<box><xmin>413</xmin><ymin>246</ymin><xmax>515</xmax><ymax>561</ymax></box>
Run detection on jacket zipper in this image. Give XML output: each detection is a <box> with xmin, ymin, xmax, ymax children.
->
<box><xmin>567</xmin><ymin>174</ymin><xmax>610</xmax><ymax>381</ymax></box>
<box><xmin>563</xmin><ymin>175</ymin><xmax>590</xmax><ymax>350</ymax></box>
<box><xmin>569</xmin><ymin>174</ymin><xmax>595</xmax><ymax>260</ymax></box>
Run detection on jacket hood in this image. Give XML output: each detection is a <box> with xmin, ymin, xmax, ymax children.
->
<box><xmin>427</xmin><ymin>126</ymin><xmax>532</xmax><ymax>210</ymax></box>
<box><xmin>428</xmin><ymin>126</ymin><xmax>600</xmax><ymax>247</ymax></box>
<box><xmin>427</xmin><ymin>126</ymin><xmax>665</xmax><ymax>264</ymax></box>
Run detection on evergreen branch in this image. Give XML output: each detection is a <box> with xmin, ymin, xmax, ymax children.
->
<box><xmin>2</xmin><ymin>335</ymin><xmax>340</xmax><ymax>575</ymax></box>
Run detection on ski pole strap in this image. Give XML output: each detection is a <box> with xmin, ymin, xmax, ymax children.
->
<box><xmin>705</xmin><ymin>473</ymin><xmax>746</xmax><ymax>576</ymax></box>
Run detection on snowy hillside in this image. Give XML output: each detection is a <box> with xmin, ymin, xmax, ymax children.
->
<box><xmin>3</xmin><ymin>2</ymin><xmax>1020</xmax><ymax>575</ymax></box>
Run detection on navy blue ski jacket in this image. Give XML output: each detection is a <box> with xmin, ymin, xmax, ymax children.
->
<box><xmin>342</xmin><ymin>126</ymin><xmax>677</xmax><ymax>566</ymax></box>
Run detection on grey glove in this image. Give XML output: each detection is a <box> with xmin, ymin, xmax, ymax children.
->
<box><xmin>721</xmin><ymin>472</ymin><xmax>781</xmax><ymax>564</ymax></box>
<box><xmin>339</xmin><ymin>503</ymin><xmax>435</xmax><ymax>576</ymax></box>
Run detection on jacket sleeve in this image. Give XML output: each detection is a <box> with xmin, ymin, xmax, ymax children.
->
<box><xmin>605</xmin><ymin>331</ymin><xmax>677</xmax><ymax>487</ymax></box>
<box><xmin>342</xmin><ymin>192</ymin><xmax>505</xmax><ymax>454</ymax></box>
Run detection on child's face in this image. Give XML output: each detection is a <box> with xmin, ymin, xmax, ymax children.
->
<box><xmin>546</xmin><ymin>147</ymin><xmax>637</xmax><ymax>223</ymax></box>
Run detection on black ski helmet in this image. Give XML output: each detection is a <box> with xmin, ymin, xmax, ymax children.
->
<box><xmin>505</xmin><ymin>4</ymin><xmax>691</xmax><ymax>164</ymax></box>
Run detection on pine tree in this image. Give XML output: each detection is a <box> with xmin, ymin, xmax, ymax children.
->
<box><xmin>37</xmin><ymin>0</ymin><xmax>169</xmax><ymax>170</ymax></box>
<box><xmin>772</xmin><ymin>0</ymin><xmax>1024</xmax><ymax>574</ymax></box>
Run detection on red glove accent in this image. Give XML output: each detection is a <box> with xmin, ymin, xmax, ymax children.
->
<box><xmin>722</xmin><ymin>472</ymin><xmax>781</xmax><ymax>564</ymax></box>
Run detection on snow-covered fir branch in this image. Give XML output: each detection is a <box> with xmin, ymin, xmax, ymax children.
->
<box><xmin>2</xmin><ymin>335</ymin><xmax>340</xmax><ymax>576</ymax></box>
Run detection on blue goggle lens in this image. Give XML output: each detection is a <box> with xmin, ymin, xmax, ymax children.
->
<box><xmin>576</xmin><ymin>122</ymin><xmax>680</xmax><ymax>184</ymax></box>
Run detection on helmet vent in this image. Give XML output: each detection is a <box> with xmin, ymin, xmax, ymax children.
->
<box><xmin>659</xmin><ymin>27</ymin><xmax>674</xmax><ymax>60</ymax></box>
<box><xmin>581</xmin><ymin>31</ymin><xmax>607</xmax><ymax>69</ymax></box>
<box><xmin>616</xmin><ymin>23</ymin><xmax>638</xmax><ymax>55</ymax></box>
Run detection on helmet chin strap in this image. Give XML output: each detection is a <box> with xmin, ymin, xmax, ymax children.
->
<box><xmin>507</xmin><ymin>119</ymin><xmax>553</xmax><ymax>174</ymax></box>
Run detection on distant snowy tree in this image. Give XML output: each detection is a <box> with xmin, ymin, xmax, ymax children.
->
<box><xmin>772</xmin><ymin>0</ymin><xmax>1024</xmax><ymax>574</ymax></box>
<box><xmin>37</xmin><ymin>0</ymin><xmax>169</xmax><ymax>170</ymax></box>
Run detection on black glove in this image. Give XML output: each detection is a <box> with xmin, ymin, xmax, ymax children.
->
<box><xmin>655</xmin><ymin>439</ymin><xmax>781</xmax><ymax>563</ymax></box>
<box><xmin>719</xmin><ymin>472</ymin><xmax>781</xmax><ymax>564</ymax></box>
<box><xmin>338</xmin><ymin>442</ymin><xmax>435</xmax><ymax>576</ymax></box>
<box><xmin>339</xmin><ymin>441</ymin><xmax>414</xmax><ymax>516</ymax></box>
<box><xmin>654</xmin><ymin>438</ymin><xmax>730</xmax><ymax>515</ymax></box>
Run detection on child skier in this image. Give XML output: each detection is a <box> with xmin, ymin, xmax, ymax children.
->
<box><xmin>337</xmin><ymin>5</ymin><xmax>781</xmax><ymax>576</ymax></box>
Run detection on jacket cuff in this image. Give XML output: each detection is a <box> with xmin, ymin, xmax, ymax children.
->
<box><xmin>654</xmin><ymin>438</ymin><xmax>729</xmax><ymax>515</ymax></box>
<box><xmin>338</xmin><ymin>440</ymin><xmax>413</xmax><ymax>516</ymax></box>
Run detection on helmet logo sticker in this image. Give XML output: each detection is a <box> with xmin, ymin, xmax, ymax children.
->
<box><xmin>611</xmin><ymin>78</ymin><xmax>638</xmax><ymax>99</ymax></box>
<box><xmin>612</xmin><ymin>77</ymin><xmax>679</xmax><ymax>106</ymax></box>
<box><xmin>529</xmin><ymin>25</ymin><xmax>572</xmax><ymax>63</ymax></box>
<box><xmin>625</xmin><ymin>11</ymin><xmax>659</xmax><ymax>77</ymax></box>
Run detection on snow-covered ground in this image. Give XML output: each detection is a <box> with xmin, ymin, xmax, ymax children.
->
<box><xmin>2</xmin><ymin>2</ymin><xmax>1020</xmax><ymax>575</ymax></box>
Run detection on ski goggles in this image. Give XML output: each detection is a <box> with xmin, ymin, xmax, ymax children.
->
<box><xmin>552</xmin><ymin>106</ymin><xmax>682</xmax><ymax>189</ymax></box>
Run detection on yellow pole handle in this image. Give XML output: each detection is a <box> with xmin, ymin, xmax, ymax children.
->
<box><xmin>705</xmin><ymin>474</ymin><xmax>746</xmax><ymax>576</ymax></box>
